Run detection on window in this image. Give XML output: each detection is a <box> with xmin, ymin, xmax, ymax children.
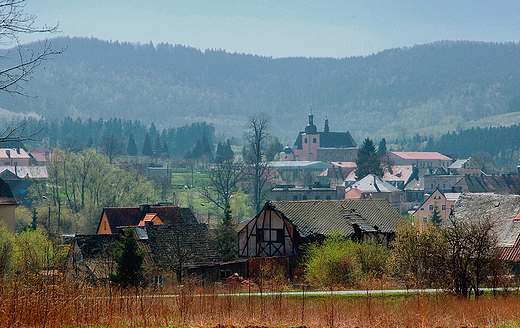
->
<box><xmin>326</xmin><ymin>195</ymin><xmax>331</xmax><ymax>200</ymax></box>
<box><xmin>315</xmin><ymin>196</ymin><xmax>320</xmax><ymax>200</ymax></box>
<box><xmin>153</xmin><ymin>275</ymin><xmax>164</xmax><ymax>288</ymax></box>
<box><xmin>219</xmin><ymin>270</ymin><xmax>232</xmax><ymax>280</ymax></box>
<box><xmin>257</xmin><ymin>228</ymin><xmax>284</xmax><ymax>242</ymax></box>
<box><xmin>304</xmin><ymin>138</ymin><xmax>307</xmax><ymax>144</ymax></box>
<box><xmin>312</xmin><ymin>137</ymin><xmax>316</xmax><ymax>143</ymax></box>
<box><xmin>429</xmin><ymin>205</ymin><xmax>434</xmax><ymax>211</ymax></box>
<box><xmin>302</xmin><ymin>195</ymin><xmax>307</xmax><ymax>200</ymax></box>
<box><xmin>293</xmin><ymin>195</ymin><xmax>298</xmax><ymax>200</ymax></box>
<box><xmin>442</xmin><ymin>205</ymin><xmax>446</xmax><ymax>210</ymax></box>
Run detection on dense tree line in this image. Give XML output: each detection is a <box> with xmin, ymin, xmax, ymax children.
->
<box><xmin>411</xmin><ymin>124</ymin><xmax>520</xmax><ymax>172</ymax></box>
<box><xmin>1</xmin><ymin>37</ymin><xmax>520</xmax><ymax>140</ymax></box>
<box><xmin>18</xmin><ymin>116</ymin><xmax>216</xmax><ymax>159</ymax></box>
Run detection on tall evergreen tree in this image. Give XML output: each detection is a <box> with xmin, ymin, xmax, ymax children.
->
<box><xmin>85</xmin><ymin>135</ymin><xmax>94</xmax><ymax>149</ymax></box>
<box><xmin>111</xmin><ymin>229</ymin><xmax>146</xmax><ymax>289</ymax></box>
<box><xmin>153</xmin><ymin>134</ymin><xmax>161</xmax><ymax>159</ymax></box>
<box><xmin>215</xmin><ymin>205</ymin><xmax>238</xmax><ymax>262</ymax></box>
<box><xmin>355</xmin><ymin>137</ymin><xmax>383</xmax><ymax>179</ymax></box>
<box><xmin>377</xmin><ymin>138</ymin><xmax>387</xmax><ymax>157</ymax></box>
<box><xmin>141</xmin><ymin>133</ymin><xmax>153</xmax><ymax>157</ymax></box>
<box><xmin>161</xmin><ymin>142</ymin><xmax>170</xmax><ymax>159</ymax></box>
<box><xmin>126</xmin><ymin>133</ymin><xmax>137</xmax><ymax>156</ymax></box>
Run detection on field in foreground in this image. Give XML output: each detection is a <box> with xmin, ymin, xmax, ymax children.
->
<box><xmin>1</xmin><ymin>281</ymin><xmax>520</xmax><ymax>327</ymax></box>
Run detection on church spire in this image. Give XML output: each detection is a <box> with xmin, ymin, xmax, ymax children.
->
<box><xmin>324</xmin><ymin>115</ymin><xmax>329</xmax><ymax>133</ymax></box>
<box><xmin>305</xmin><ymin>107</ymin><xmax>317</xmax><ymax>134</ymax></box>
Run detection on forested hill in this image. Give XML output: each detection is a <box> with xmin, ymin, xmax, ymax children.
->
<box><xmin>1</xmin><ymin>37</ymin><xmax>520</xmax><ymax>141</ymax></box>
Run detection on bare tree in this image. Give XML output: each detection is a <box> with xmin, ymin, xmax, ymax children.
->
<box><xmin>199</xmin><ymin>158</ymin><xmax>244</xmax><ymax>213</ymax></box>
<box><xmin>0</xmin><ymin>0</ymin><xmax>61</xmax><ymax>95</ymax></box>
<box><xmin>0</xmin><ymin>0</ymin><xmax>61</xmax><ymax>142</ymax></box>
<box><xmin>98</xmin><ymin>134</ymin><xmax>124</xmax><ymax>164</ymax></box>
<box><xmin>243</xmin><ymin>113</ymin><xmax>272</xmax><ymax>213</ymax></box>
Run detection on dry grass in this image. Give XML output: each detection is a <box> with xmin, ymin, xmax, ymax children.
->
<box><xmin>1</xmin><ymin>277</ymin><xmax>520</xmax><ymax>327</ymax></box>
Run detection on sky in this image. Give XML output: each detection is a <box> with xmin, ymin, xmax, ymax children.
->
<box><xmin>22</xmin><ymin>0</ymin><xmax>520</xmax><ymax>58</ymax></box>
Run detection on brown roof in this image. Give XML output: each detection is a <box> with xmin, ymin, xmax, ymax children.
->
<box><xmin>268</xmin><ymin>199</ymin><xmax>405</xmax><ymax>239</ymax></box>
<box><xmin>98</xmin><ymin>205</ymin><xmax>197</xmax><ymax>233</ymax></box>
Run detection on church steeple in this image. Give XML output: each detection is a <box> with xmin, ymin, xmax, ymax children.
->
<box><xmin>324</xmin><ymin>116</ymin><xmax>329</xmax><ymax>133</ymax></box>
<box><xmin>305</xmin><ymin>108</ymin><xmax>317</xmax><ymax>134</ymax></box>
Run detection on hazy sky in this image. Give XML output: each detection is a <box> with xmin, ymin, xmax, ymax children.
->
<box><xmin>24</xmin><ymin>0</ymin><xmax>520</xmax><ymax>58</ymax></box>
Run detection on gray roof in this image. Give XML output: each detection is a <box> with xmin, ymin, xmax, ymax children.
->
<box><xmin>451</xmin><ymin>193</ymin><xmax>520</xmax><ymax>247</ymax></box>
<box><xmin>268</xmin><ymin>199</ymin><xmax>405</xmax><ymax>239</ymax></box>
<box><xmin>352</xmin><ymin>174</ymin><xmax>401</xmax><ymax>193</ymax></box>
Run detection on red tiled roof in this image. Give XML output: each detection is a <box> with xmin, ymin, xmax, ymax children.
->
<box><xmin>390</xmin><ymin>151</ymin><xmax>452</xmax><ymax>161</ymax></box>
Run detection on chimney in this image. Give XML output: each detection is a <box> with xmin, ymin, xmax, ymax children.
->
<box><xmin>139</xmin><ymin>204</ymin><xmax>151</xmax><ymax>214</ymax></box>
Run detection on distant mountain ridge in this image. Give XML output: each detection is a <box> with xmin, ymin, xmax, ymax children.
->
<box><xmin>1</xmin><ymin>37</ymin><xmax>519</xmax><ymax>143</ymax></box>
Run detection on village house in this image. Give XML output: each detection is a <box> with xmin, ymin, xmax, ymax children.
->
<box><xmin>267</xmin><ymin>185</ymin><xmax>346</xmax><ymax>201</ymax></box>
<box><xmin>238</xmin><ymin>199</ymin><xmax>405</xmax><ymax>260</ymax></box>
<box><xmin>388</xmin><ymin>151</ymin><xmax>452</xmax><ymax>169</ymax></box>
<box><xmin>413</xmin><ymin>189</ymin><xmax>460</xmax><ymax>225</ymax></box>
<box><xmin>345</xmin><ymin>174</ymin><xmax>405</xmax><ymax>212</ymax></box>
<box><xmin>0</xmin><ymin>147</ymin><xmax>30</xmax><ymax>166</ymax></box>
<box><xmin>0</xmin><ymin>177</ymin><xmax>17</xmax><ymax>233</ymax></box>
<box><xmin>67</xmin><ymin>204</ymin><xmax>220</xmax><ymax>286</ymax></box>
<box><xmin>450</xmin><ymin>193</ymin><xmax>520</xmax><ymax>274</ymax></box>
<box><xmin>267</xmin><ymin>161</ymin><xmax>331</xmax><ymax>187</ymax></box>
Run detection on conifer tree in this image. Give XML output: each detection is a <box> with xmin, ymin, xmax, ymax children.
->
<box><xmin>355</xmin><ymin>137</ymin><xmax>383</xmax><ymax>179</ymax></box>
<box><xmin>215</xmin><ymin>205</ymin><xmax>238</xmax><ymax>261</ymax></box>
<box><xmin>111</xmin><ymin>229</ymin><xmax>146</xmax><ymax>289</ymax></box>
<box><xmin>141</xmin><ymin>133</ymin><xmax>153</xmax><ymax>157</ymax></box>
<box><xmin>126</xmin><ymin>133</ymin><xmax>137</xmax><ymax>156</ymax></box>
<box><xmin>85</xmin><ymin>135</ymin><xmax>94</xmax><ymax>148</ymax></box>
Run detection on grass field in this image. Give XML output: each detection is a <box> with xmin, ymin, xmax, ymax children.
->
<box><xmin>2</xmin><ymin>279</ymin><xmax>520</xmax><ymax>327</ymax></box>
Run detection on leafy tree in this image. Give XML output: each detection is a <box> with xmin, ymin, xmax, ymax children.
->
<box><xmin>141</xmin><ymin>132</ymin><xmax>153</xmax><ymax>157</ymax></box>
<box><xmin>126</xmin><ymin>133</ymin><xmax>137</xmax><ymax>156</ymax></box>
<box><xmin>111</xmin><ymin>228</ymin><xmax>146</xmax><ymax>289</ymax></box>
<box><xmin>355</xmin><ymin>137</ymin><xmax>383</xmax><ymax>179</ymax></box>
<box><xmin>391</xmin><ymin>222</ymin><xmax>446</xmax><ymax>289</ymax></box>
<box><xmin>14</xmin><ymin>229</ymin><xmax>54</xmax><ymax>277</ymax></box>
<box><xmin>215</xmin><ymin>205</ymin><xmax>238</xmax><ymax>261</ymax></box>
<box><xmin>304</xmin><ymin>235</ymin><xmax>361</xmax><ymax>288</ymax></box>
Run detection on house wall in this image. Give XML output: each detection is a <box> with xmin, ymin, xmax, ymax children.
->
<box><xmin>97</xmin><ymin>214</ymin><xmax>112</xmax><ymax>234</ymax></box>
<box><xmin>0</xmin><ymin>204</ymin><xmax>15</xmax><ymax>233</ymax></box>
<box><xmin>424</xmin><ymin>175</ymin><xmax>463</xmax><ymax>194</ymax></box>
<box><xmin>238</xmin><ymin>208</ymin><xmax>296</xmax><ymax>258</ymax></box>
<box><xmin>413</xmin><ymin>190</ymin><xmax>454</xmax><ymax>224</ymax></box>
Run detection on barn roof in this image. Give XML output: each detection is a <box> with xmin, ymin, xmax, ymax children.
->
<box><xmin>268</xmin><ymin>199</ymin><xmax>405</xmax><ymax>239</ymax></box>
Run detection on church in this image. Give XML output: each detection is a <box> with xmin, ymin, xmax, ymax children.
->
<box><xmin>280</xmin><ymin>111</ymin><xmax>358</xmax><ymax>162</ymax></box>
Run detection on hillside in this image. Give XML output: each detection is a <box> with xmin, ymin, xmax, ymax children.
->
<box><xmin>1</xmin><ymin>37</ymin><xmax>520</xmax><ymax>142</ymax></box>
